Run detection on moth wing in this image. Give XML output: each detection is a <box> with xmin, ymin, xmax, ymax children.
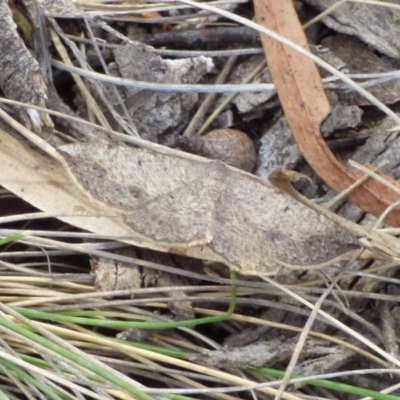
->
<box><xmin>59</xmin><ymin>143</ymin><xmax>211</xmax><ymax>210</ymax></box>
<box><xmin>224</xmin><ymin>170</ymin><xmax>359</xmax><ymax>269</ymax></box>
<box><xmin>209</xmin><ymin>189</ymin><xmax>278</xmax><ymax>275</ymax></box>
<box><xmin>59</xmin><ymin>143</ymin><xmax>219</xmax><ymax>246</ymax></box>
<box><xmin>124</xmin><ymin>176</ymin><xmax>219</xmax><ymax>246</ymax></box>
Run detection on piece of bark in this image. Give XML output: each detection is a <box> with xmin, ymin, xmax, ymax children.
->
<box><xmin>0</xmin><ymin>0</ymin><xmax>53</xmax><ymax>136</ymax></box>
<box><xmin>91</xmin><ymin>247</ymin><xmax>194</xmax><ymax>320</ymax></box>
<box><xmin>38</xmin><ymin>0</ymin><xmax>83</xmax><ymax>17</ymax></box>
<box><xmin>141</xmin><ymin>251</ymin><xmax>195</xmax><ymax>321</ymax></box>
<box><xmin>112</xmin><ymin>43</ymin><xmax>213</xmax><ymax>140</ymax></box>
<box><xmin>139</xmin><ymin>26</ymin><xmax>261</xmax><ymax>49</ymax></box>
<box><xmin>320</xmin><ymin>92</ymin><xmax>362</xmax><ymax>136</ymax></box>
<box><xmin>189</xmin><ymin>338</ymin><xmax>353</xmax><ymax>370</ymax></box>
<box><xmin>322</xmin><ymin>34</ymin><xmax>400</xmax><ymax>106</ymax></box>
<box><xmin>256</xmin><ymin>117</ymin><xmax>301</xmax><ymax>180</ymax></box>
<box><xmin>304</xmin><ymin>0</ymin><xmax>400</xmax><ymax>58</ymax></box>
<box><xmin>352</xmin><ymin>116</ymin><xmax>400</xmax><ymax>181</ymax></box>
<box><xmin>91</xmin><ymin>249</ymin><xmax>141</xmax><ymax>292</ymax></box>
<box><xmin>228</xmin><ymin>55</ymin><xmax>276</xmax><ymax>114</ymax></box>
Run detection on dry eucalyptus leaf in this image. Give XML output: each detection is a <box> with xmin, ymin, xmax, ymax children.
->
<box><xmin>58</xmin><ymin>142</ymin><xmax>360</xmax><ymax>275</ymax></box>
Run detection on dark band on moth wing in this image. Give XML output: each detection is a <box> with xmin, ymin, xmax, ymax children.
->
<box><xmin>264</xmin><ymin>230</ymin><xmax>360</xmax><ymax>266</ymax></box>
<box><xmin>60</xmin><ymin>150</ymin><xmax>149</xmax><ymax>210</ymax></box>
<box><xmin>79</xmin><ymin>163</ymin><xmax>149</xmax><ymax>210</ymax></box>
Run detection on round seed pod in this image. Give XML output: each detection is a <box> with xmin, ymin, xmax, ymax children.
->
<box><xmin>179</xmin><ymin>129</ymin><xmax>256</xmax><ymax>172</ymax></box>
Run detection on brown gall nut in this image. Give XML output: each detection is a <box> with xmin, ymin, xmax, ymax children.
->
<box><xmin>179</xmin><ymin>129</ymin><xmax>256</xmax><ymax>172</ymax></box>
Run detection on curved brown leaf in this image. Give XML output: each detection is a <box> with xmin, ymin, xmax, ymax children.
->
<box><xmin>254</xmin><ymin>0</ymin><xmax>400</xmax><ymax>226</ymax></box>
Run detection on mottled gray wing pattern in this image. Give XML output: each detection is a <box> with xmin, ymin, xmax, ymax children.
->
<box><xmin>209</xmin><ymin>189</ymin><xmax>277</xmax><ymax>274</ymax></box>
<box><xmin>59</xmin><ymin>143</ymin><xmax>210</xmax><ymax>210</ymax></box>
<box><xmin>59</xmin><ymin>143</ymin><xmax>220</xmax><ymax>246</ymax></box>
<box><xmin>59</xmin><ymin>143</ymin><xmax>360</xmax><ymax>274</ymax></box>
<box><xmin>223</xmin><ymin>170</ymin><xmax>359</xmax><ymax>269</ymax></box>
<box><xmin>124</xmin><ymin>175</ymin><xmax>219</xmax><ymax>246</ymax></box>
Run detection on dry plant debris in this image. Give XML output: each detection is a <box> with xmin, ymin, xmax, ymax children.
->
<box><xmin>179</xmin><ymin>128</ymin><xmax>257</xmax><ymax>172</ymax></box>
<box><xmin>107</xmin><ymin>42</ymin><xmax>213</xmax><ymax>140</ymax></box>
<box><xmin>321</xmin><ymin>34</ymin><xmax>400</xmax><ymax>106</ymax></box>
<box><xmin>305</xmin><ymin>0</ymin><xmax>400</xmax><ymax>58</ymax></box>
<box><xmin>0</xmin><ymin>0</ymin><xmax>52</xmax><ymax>135</ymax></box>
<box><xmin>1</xmin><ymin>0</ymin><xmax>400</xmax><ymax>399</ymax></box>
<box><xmin>254</xmin><ymin>0</ymin><xmax>400</xmax><ymax>226</ymax></box>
